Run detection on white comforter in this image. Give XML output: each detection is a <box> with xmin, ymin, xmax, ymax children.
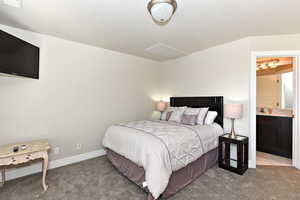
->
<box><xmin>102</xmin><ymin>120</ymin><xmax>223</xmax><ymax>199</ymax></box>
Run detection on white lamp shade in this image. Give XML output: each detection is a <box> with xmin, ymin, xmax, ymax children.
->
<box><xmin>150</xmin><ymin>3</ymin><xmax>174</xmax><ymax>23</ymax></box>
<box><xmin>155</xmin><ymin>101</ymin><xmax>167</xmax><ymax>112</ymax></box>
<box><xmin>224</xmin><ymin>104</ymin><xmax>243</xmax><ymax>119</ymax></box>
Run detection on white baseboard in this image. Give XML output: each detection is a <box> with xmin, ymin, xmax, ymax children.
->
<box><xmin>249</xmin><ymin>159</ymin><xmax>256</xmax><ymax>168</ymax></box>
<box><xmin>3</xmin><ymin>151</ymin><xmax>256</xmax><ymax>181</ymax></box>
<box><xmin>5</xmin><ymin>149</ymin><xmax>106</xmax><ymax>181</ymax></box>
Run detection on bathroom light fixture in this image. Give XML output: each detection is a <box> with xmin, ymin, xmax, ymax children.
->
<box><xmin>269</xmin><ymin>60</ymin><xmax>280</xmax><ymax>68</ymax></box>
<box><xmin>147</xmin><ymin>0</ymin><xmax>177</xmax><ymax>25</ymax></box>
<box><xmin>260</xmin><ymin>63</ymin><xmax>268</xmax><ymax>70</ymax></box>
<box><xmin>256</xmin><ymin>58</ymin><xmax>281</xmax><ymax>71</ymax></box>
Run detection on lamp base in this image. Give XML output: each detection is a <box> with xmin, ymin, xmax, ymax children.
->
<box><xmin>229</xmin><ymin>131</ymin><xmax>237</xmax><ymax>139</ymax></box>
<box><xmin>160</xmin><ymin>111</ymin><xmax>163</xmax><ymax>120</ymax></box>
<box><xmin>229</xmin><ymin>119</ymin><xmax>237</xmax><ymax>138</ymax></box>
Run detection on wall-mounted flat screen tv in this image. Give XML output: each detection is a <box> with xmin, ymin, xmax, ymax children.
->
<box><xmin>0</xmin><ymin>30</ymin><xmax>39</xmax><ymax>79</ymax></box>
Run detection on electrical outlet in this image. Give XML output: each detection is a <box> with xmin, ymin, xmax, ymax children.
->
<box><xmin>76</xmin><ymin>143</ymin><xmax>82</xmax><ymax>150</ymax></box>
<box><xmin>53</xmin><ymin>147</ymin><xmax>60</xmax><ymax>154</ymax></box>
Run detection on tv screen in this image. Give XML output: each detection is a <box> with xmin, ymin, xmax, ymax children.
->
<box><xmin>0</xmin><ymin>30</ymin><xmax>39</xmax><ymax>79</ymax></box>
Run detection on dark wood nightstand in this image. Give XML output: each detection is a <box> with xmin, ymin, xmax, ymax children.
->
<box><xmin>218</xmin><ymin>134</ymin><xmax>249</xmax><ymax>175</ymax></box>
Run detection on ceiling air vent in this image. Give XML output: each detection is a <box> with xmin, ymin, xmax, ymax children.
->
<box><xmin>145</xmin><ymin>43</ymin><xmax>186</xmax><ymax>61</ymax></box>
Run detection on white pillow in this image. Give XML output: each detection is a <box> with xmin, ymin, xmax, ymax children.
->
<box><xmin>168</xmin><ymin>107</ymin><xmax>187</xmax><ymax>123</ymax></box>
<box><xmin>205</xmin><ymin>111</ymin><xmax>218</xmax><ymax>125</ymax></box>
<box><xmin>197</xmin><ymin>107</ymin><xmax>209</xmax><ymax>125</ymax></box>
<box><xmin>161</xmin><ymin>107</ymin><xmax>186</xmax><ymax>121</ymax></box>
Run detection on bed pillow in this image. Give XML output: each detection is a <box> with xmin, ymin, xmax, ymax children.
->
<box><xmin>161</xmin><ymin>107</ymin><xmax>186</xmax><ymax>121</ymax></box>
<box><xmin>165</xmin><ymin>111</ymin><xmax>173</xmax><ymax>121</ymax></box>
<box><xmin>161</xmin><ymin>111</ymin><xmax>168</xmax><ymax>121</ymax></box>
<box><xmin>181</xmin><ymin>114</ymin><xmax>198</xmax><ymax>125</ymax></box>
<box><xmin>205</xmin><ymin>111</ymin><xmax>218</xmax><ymax>125</ymax></box>
<box><xmin>168</xmin><ymin>107</ymin><xmax>187</xmax><ymax>123</ymax></box>
<box><xmin>196</xmin><ymin>107</ymin><xmax>209</xmax><ymax>125</ymax></box>
<box><xmin>183</xmin><ymin>107</ymin><xmax>202</xmax><ymax>115</ymax></box>
<box><xmin>160</xmin><ymin>110</ymin><xmax>173</xmax><ymax>121</ymax></box>
<box><xmin>179</xmin><ymin>108</ymin><xmax>201</xmax><ymax>125</ymax></box>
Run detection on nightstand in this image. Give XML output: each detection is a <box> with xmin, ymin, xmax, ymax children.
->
<box><xmin>218</xmin><ymin>134</ymin><xmax>248</xmax><ymax>175</ymax></box>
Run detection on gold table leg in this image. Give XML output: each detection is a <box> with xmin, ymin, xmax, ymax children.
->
<box><xmin>0</xmin><ymin>168</ymin><xmax>5</xmax><ymax>187</ymax></box>
<box><xmin>42</xmin><ymin>153</ymin><xmax>49</xmax><ymax>191</ymax></box>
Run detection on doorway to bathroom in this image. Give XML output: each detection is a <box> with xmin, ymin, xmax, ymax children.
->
<box><xmin>256</xmin><ymin>57</ymin><xmax>293</xmax><ymax>166</ymax></box>
<box><xmin>250</xmin><ymin>51</ymin><xmax>300</xmax><ymax>170</ymax></box>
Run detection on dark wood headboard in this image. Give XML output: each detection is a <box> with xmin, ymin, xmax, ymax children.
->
<box><xmin>170</xmin><ymin>96</ymin><xmax>224</xmax><ymax>127</ymax></box>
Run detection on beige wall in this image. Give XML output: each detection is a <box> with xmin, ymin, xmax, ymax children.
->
<box><xmin>0</xmin><ymin>25</ymin><xmax>161</xmax><ymax>160</ymax></box>
<box><xmin>160</xmin><ymin>34</ymin><xmax>300</xmax><ymax>162</ymax></box>
<box><xmin>256</xmin><ymin>75</ymin><xmax>281</xmax><ymax>108</ymax></box>
<box><xmin>2</xmin><ymin>23</ymin><xmax>300</xmax><ymax>165</ymax></box>
<box><xmin>250</xmin><ymin>34</ymin><xmax>300</xmax><ymax>51</ymax></box>
<box><xmin>160</xmin><ymin>38</ymin><xmax>251</xmax><ymax>135</ymax></box>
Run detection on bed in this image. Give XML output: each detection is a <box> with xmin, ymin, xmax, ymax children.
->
<box><xmin>103</xmin><ymin>96</ymin><xmax>224</xmax><ymax>199</ymax></box>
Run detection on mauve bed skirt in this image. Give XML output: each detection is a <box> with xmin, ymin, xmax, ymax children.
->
<box><xmin>106</xmin><ymin>148</ymin><xmax>218</xmax><ymax>199</ymax></box>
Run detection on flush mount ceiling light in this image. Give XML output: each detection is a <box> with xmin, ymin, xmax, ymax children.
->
<box><xmin>147</xmin><ymin>0</ymin><xmax>177</xmax><ymax>25</ymax></box>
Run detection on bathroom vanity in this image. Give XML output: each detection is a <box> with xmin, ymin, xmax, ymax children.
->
<box><xmin>256</xmin><ymin>113</ymin><xmax>293</xmax><ymax>159</ymax></box>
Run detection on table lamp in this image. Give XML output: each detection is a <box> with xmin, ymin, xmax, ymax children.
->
<box><xmin>155</xmin><ymin>101</ymin><xmax>167</xmax><ymax>118</ymax></box>
<box><xmin>224</xmin><ymin>104</ymin><xmax>243</xmax><ymax>138</ymax></box>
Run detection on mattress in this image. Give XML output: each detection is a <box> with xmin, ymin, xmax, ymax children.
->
<box><xmin>103</xmin><ymin>120</ymin><xmax>223</xmax><ymax>199</ymax></box>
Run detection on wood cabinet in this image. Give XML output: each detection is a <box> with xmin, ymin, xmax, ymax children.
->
<box><xmin>256</xmin><ymin>115</ymin><xmax>292</xmax><ymax>158</ymax></box>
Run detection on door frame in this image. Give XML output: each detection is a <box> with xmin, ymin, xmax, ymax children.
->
<box><xmin>250</xmin><ymin>51</ymin><xmax>300</xmax><ymax>169</ymax></box>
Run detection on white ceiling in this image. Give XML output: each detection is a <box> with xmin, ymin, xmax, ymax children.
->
<box><xmin>1</xmin><ymin>0</ymin><xmax>300</xmax><ymax>61</ymax></box>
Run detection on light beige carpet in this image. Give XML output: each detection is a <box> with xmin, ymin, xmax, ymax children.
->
<box><xmin>1</xmin><ymin>156</ymin><xmax>300</xmax><ymax>200</ymax></box>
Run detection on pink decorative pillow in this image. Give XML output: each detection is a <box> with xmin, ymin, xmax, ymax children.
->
<box><xmin>184</xmin><ymin>108</ymin><xmax>202</xmax><ymax>115</ymax></box>
<box><xmin>161</xmin><ymin>106</ymin><xmax>186</xmax><ymax>121</ymax></box>
<box><xmin>168</xmin><ymin>108</ymin><xmax>186</xmax><ymax>123</ymax></box>
<box><xmin>181</xmin><ymin>114</ymin><xmax>198</xmax><ymax>125</ymax></box>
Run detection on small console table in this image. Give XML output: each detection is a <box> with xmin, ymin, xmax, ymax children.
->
<box><xmin>0</xmin><ymin>139</ymin><xmax>50</xmax><ymax>191</ymax></box>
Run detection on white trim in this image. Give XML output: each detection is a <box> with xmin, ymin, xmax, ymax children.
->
<box><xmin>293</xmin><ymin>56</ymin><xmax>300</xmax><ymax>169</ymax></box>
<box><xmin>5</xmin><ymin>149</ymin><xmax>106</xmax><ymax>181</ymax></box>
<box><xmin>250</xmin><ymin>51</ymin><xmax>300</xmax><ymax>169</ymax></box>
<box><xmin>249</xmin><ymin>52</ymin><xmax>258</xmax><ymax>168</ymax></box>
<box><xmin>248</xmin><ymin>160</ymin><xmax>255</xmax><ymax>168</ymax></box>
